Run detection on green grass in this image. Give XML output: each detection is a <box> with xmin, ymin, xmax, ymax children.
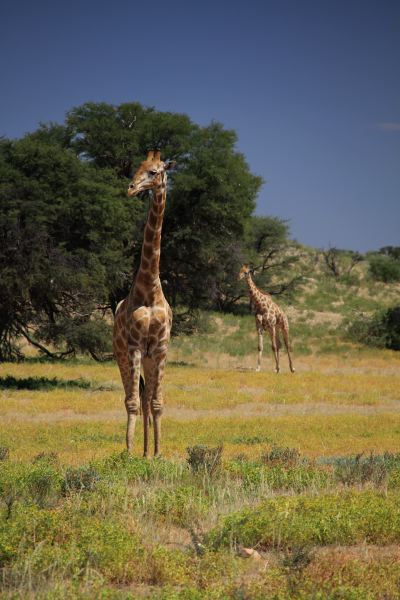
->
<box><xmin>0</xmin><ymin>281</ymin><xmax>400</xmax><ymax>599</ymax></box>
<box><xmin>209</xmin><ymin>490</ymin><xmax>400</xmax><ymax>549</ymax></box>
<box><xmin>2</xmin><ymin>449</ymin><xmax>400</xmax><ymax>599</ymax></box>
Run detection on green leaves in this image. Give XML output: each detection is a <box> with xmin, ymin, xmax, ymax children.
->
<box><xmin>0</xmin><ymin>130</ymin><xmax>134</xmax><ymax>359</ymax></box>
<box><xmin>0</xmin><ymin>100</ymin><xmax>267</xmax><ymax>353</ymax></box>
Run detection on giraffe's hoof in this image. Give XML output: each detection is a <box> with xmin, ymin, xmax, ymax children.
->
<box><xmin>291</xmin><ymin>368</ymin><xmax>296</xmax><ymax>373</ymax></box>
<box><xmin>255</xmin><ymin>367</ymin><xmax>261</xmax><ymax>372</ymax></box>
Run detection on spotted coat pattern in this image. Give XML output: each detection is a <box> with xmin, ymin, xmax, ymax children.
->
<box><xmin>239</xmin><ymin>265</ymin><xmax>295</xmax><ymax>373</ymax></box>
<box><xmin>113</xmin><ymin>151</ymin><xmax>174</xmax><ymax>456</ymax></box>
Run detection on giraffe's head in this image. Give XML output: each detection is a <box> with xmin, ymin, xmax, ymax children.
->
<box><xmin>238</xmin><ymin>264</ymin><xmax>251</xmax><ymax>281</ymax></box>
<box><xmin>127</xmin><ymin>150</ymin><xmax>176</xmax><ymax>197</ymax></box>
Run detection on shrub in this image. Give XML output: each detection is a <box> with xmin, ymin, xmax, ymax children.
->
<box><xmin>208</xmin><ymin>491</ymin><xmax>400</xmax><ymax>550</ymax></box>
<box><xmin>0</xmin><ymin>462</ymin><xmax>26</xmax><ymax>519</ymax></box>
<box><xmin>227</xmin><ymin>459</ymin><xmax>331</xmax><ymax>493</ymax></box>
<box><xmin>187</xmin><ymin>445</ymin><xmax>223</xmax><ymax>477</ymax></box>
<box><xmin>369</xmin><ymin>254</ymin><xmax>400</xmax><ymax>283</ymax></box>
<box><xmin>0</xmin><ymin>506</ymin><xmax>146</xmax><ymax>585</ymax></box>
<box><xmin>32</xmin><ymin>451</ymin><xmax>59</xmax><ymax>466</ymax></box>
<box><xmin>347</xmin><ymin>305</ymin><xmax>400</xmax><ymax>351</ymax></box>
<box><xmin>149</xmin><ymin>486</ymin><xmax>209</xmax><ymax>527</ymax></box>
<box><xmin>261</xmin><ymin>445</ymin><xmax>302</xmax><ymax>467</ymax></box>
<box><xmin>231</xmin><ymin>435</ymin><xmax>273</xmax><ymax>446</ymax></box>
<box><xmin>331</xmin><ymin>453</ymin><xmax>390</xmax><ymax>487</ymax></box>
<box><xmin>99</xmin><ymin>452</ymin><xmax>185</xmax><ymax>483</ymax></box>
<box><xmin>320</xmin><ymin>452</ymin><xmax>400</xmax><ymax>488</ymax></box>
<box><xmin>26</xmin><ymin>462</ymin><xmax>62</xmax><ymax>508</ymax></box>
<box><xmin>0</xmin><ymin>447</ymin><xmax>10</xmax><ymax>461</ymax></box>
<box><xmin>62</xmin><ymin>466</ymin><xmax>100</xmax><ymax>495</ymax></box>
<box><xmin>148</xmin><ymin>545</ymin><xmax>196</xmax><ymax>587</ymax></box>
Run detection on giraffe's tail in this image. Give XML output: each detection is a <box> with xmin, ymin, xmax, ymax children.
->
<box><xmin>139</xmin><ymin>375</ymin><xmax>145</xmax><ymax>415</ymax></box>
<box><xmin>276</xmin><ymin>333</ymin><xmax>282</xmax><ymax>350</ymax></box>
<box><xmin>139</xmin><ymin>374</ymin><xmax>145</xmax><ymax>405</ymax></box>
<box><xmin>139</xmin><ymin>375</ymin><xmax>152</xmax><ymax>428</ymax></box>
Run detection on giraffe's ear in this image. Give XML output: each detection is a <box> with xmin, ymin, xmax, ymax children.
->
<box><xmin>164</xmin><ymin>160</ymin><xmax>177</xmax><ymax>170</ymax></box>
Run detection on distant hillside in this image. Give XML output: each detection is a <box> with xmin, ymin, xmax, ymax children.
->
<box><xmin>169</xmin><ymin>245</ymin><xmax>400</xmax><ymax>366</ymax></box>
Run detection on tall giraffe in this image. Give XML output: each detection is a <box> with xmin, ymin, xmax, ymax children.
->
<box><xmin>113</xmin><ymin>151</ymin><xmax>176</xmax><ymax>457</ymax></box>
<box><xmin>238</xmin><ymin>265</ymin><xmax>295</xmax><ymax>373</ymax></box>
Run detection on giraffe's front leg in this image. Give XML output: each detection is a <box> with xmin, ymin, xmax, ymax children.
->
<box><xmin>255</xmin><ymin>316</ymin><xmax>263</xmax><ymax>372</ymax></box>
<box><xmin>125</xmin><ymin>348</ymin><xmax>142</xmax><ymax>454</ymax></box>
<box><xmin>256</xmin><ymin>329</ymin><xmax>263</xmax><ymax>372</ymax></box>
<box><xmin>150</xmin><ymin>355</ymin><xmax>167</xmax><ymax>457</ymax></box>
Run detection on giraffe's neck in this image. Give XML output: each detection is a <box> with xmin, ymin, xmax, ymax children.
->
<box><xmin>131</xmin><ymin>174</ymin><xmax>167</xmax><ymax>303</ymax></box>
<box><xmin>246</xmin><ymin>273</ymin><xmax>272</xmax><ymax>307</ymax></box>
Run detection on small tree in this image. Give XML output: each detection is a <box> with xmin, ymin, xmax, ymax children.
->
<box><xmin>322</xmin><ymin>247</ymin><xmax>363</xmax><ymax>279</ymax></box>
<box><xmin>246</xmin><ymin>216</ymin><xmax>304</xmax><ymax>299</ymax></box>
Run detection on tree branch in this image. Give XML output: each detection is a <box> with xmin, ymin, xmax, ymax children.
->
<box><xmin>16</xmin><ymin>324</ymin><xmax>74</xmax><ymax>360</ymax></box>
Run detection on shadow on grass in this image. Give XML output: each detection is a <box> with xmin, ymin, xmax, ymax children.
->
<box><xmin>168</xmin><ymin>360</ymin><xmax>196</xmax><ymax>368</ymax></box>
<box><xmin>0</xmin><ymin>376</ymin><xmax>91</xmax><ymax>391</ymax></box>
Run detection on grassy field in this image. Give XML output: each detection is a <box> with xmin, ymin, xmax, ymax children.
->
<box><xmin>1</xmin><ymin>328</ymin><xmax>400</xmax><ymax>599</ymax></box>
<box><xmin>1</xmin><ymin>258</ymin><xmax>400</xmax><ymax>598</ymax></box>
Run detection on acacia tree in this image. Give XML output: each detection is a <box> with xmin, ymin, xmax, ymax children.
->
<box><xmin>322</xmin><ymin>247</ymin><xmax>363</xmax><ymax>279</ymax></box>
<box><xmin>0</xmin><ymin>101</ymin><xmax>263</xmax><ymax>357</ymax></box>
<box><xmin>64</xmin><ymin>102</ymin><xmax>263</xmax><ymax>316</ymax></box>
<box><xmin>0</xmin><ymin>133</ymin><xmax>141</xmax><ymax>360</ymax></box>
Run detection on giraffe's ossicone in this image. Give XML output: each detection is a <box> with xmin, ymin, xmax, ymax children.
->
<box><xmin>113</xmin><ymin>151</ymin><xmax>176</xmax><ymax>457</ymax></box>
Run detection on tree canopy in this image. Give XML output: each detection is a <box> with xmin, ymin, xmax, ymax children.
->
<box><xmin>0</xmin><ymin>101</ymin><xmax>291</xmax><ymax>359</ymax></box>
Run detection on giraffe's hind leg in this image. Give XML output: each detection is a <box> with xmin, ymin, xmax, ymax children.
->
<box><xmin>268</xmin><ymin>326</ymin><xmax>280</xmax><ymax>373</ymax></box>
<box><xmin>149</xmin><ymin>354</ymin><xmax>167</xmax><ymax>458</ymax></box>
<box><xmin>282</xmin><ymin>325</ymin><xmax>295</xmax><ymax>373</ymax></box>
<box><xmin>142</xmin><ymin>359</ymin><xmax>155</xmax><ymax>458</ymax></box>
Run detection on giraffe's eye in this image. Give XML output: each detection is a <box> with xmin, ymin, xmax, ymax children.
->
<box><xmin>149</xmin><ymin>170</ymin><xmax>157</xmax><ymax>176</ymax></box>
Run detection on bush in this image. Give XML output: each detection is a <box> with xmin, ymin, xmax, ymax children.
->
<box><xmin>187</xmin><ymin>445</ymin><xmax>223</xmax><ymax>477</ymax></box>
<box><xmin>208</xmin><ymin>490</ymin><xmax>400</xmax><ymax>550</ymax></box>
<box><xmin>227</xmin><ymin>459</ymin><xmax>331</xmax><ymax>493</ymax></box>
<box><xmin>99</xmin><ymin>452</ymin><xmax>184</xmax><ymax>483</ymax></box>
<box><xmin>26</xmin><ymin>462</ymin><xmax>62</xmax><ymax>508</ymax></box>
<box><xmin>0</xmin><ymin>447</ymin><xmax>10</xmax><ymax>461</ymax></box>
<box><xmin>347</xmin><ymin>305</ymin><xmax>400</xmax><ymax>351</ymax></box>
<box><xmin>261</xmin><ymin>445</ymin><xmax>302</xmax><ymax>467</ymax></box>
<box><xmin>331</xmin><ymin>453</ymin><xmax>390</xmax><ymax>487</ymax></box>
<box><xmin>62</xmin><ymin>466</ymin><xmax>100</xmax><ymax>495</ymax></box>
<box><xmin>368</xmin><ymin>254</ymin><xmax>400</xmax><ymax>282</ymax></box>
<box><xmin>148</xmin><ymin>486</ymin><xmax>209</xmax><ymax>527</ymax></box>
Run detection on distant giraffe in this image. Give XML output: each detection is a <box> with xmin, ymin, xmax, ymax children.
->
<box><xmin>238</xmin><ymin>265</ymin><xmax>295</xmax><ymax>373</ymax></box>
<box><xmin>113</xmin><ymin>151</ymin><xmax>176</xmax><ymax>457</ymax></box>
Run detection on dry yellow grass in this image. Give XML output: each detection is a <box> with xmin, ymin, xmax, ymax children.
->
<box><xmin>1</xmin><ymin>350</ymin><xmax>399</xmax><ymax>464</ymax></box>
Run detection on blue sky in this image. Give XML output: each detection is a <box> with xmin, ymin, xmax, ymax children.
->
<box><xmin>1</xmin><ymin>0</ymin><xmax>399</xmax><ymax>252</ymax></box>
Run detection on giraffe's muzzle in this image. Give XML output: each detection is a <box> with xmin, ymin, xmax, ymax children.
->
<box><xmin>128</xmin><ymin>183</ymin><xmax>139</xmax><ymax>197</ymax></box>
